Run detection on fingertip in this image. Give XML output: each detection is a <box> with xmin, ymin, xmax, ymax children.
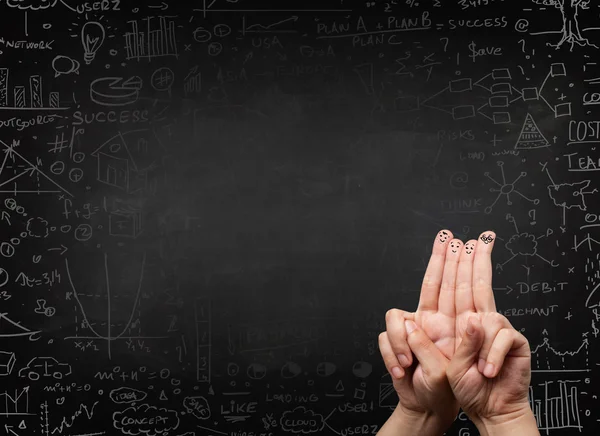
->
<box><xmin>478</xmin><ymin>231</ymin><xmax>496</xmax><ymax>247</ymax></box>
<box><xmin>448</xmin><ymin>239</ymin><xmax>463</xmax><ymax>257</ymax></box>
<box><xmin>466</xmin><ymin>316</ymin><xmax>481</xmax><ymax>337</ymax></box>
<box><xmin>483</xmin><ymin>362</ymin><xmax>495</xmax><ymax>378</ymax></box>
<box><xmin>397</xmin><ymin>354</ymin><xmax>411</xmax><ymax>368</ymax></box>
<box><xmin>462</xmin><ymin>240</ymin><xmax>477</xmax><ymax>257</ymax></box>
<box><xmin>436</xmin><ymin>229</ymin><xmax>452</xmax><ymax>245</ymax></box>
<box><xmin>391</xmin><ymin>366</ymin><xmax>404</xmax><ymax>379</ymax></box>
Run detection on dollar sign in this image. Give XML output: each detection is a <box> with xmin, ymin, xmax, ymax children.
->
<box><xmin>592</xmin><ymin>320</ymin><xmax>599</xmax><ymax>338</ymax></box>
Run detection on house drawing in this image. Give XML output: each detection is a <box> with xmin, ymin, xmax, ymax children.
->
<box><xmin>91</xmin><ymin>129</ymin><xmax>166</xmax><ymax>194</ymax></box>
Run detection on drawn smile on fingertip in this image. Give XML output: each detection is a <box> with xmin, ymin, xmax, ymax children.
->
<box><xmin>480</xmin><ymin>233</ymin><xmax>495</xmax><ymax>244</ymax></box>
<box><xmin>450</xmin><ymin>241</ymin><xmax>462</xmax><ymax>253</ymax></box>
<box><xmin>438</xmin><ymin>230</ymin><xmax>450</xmax><ymax>243</ymax></box>
<box><xmin>464</xmin><ymin>242</ymin><xmax>475</xmax><ymax>254</ymax></box>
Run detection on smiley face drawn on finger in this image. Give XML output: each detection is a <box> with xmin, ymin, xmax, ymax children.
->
<box><xmin>438</xmin><ymin>230</ymin><xmax>450</xmax><ymax>244</ymax></box>
<box><xmin>480</xmin><ymin>233</ymin><xmax>495</xmax><ymax>245</ymax></box>
<box><xmin>449</xmin><ymin>240</ymin><xmax>462</xmax><ymax>254</ymax></box>
<box><xmin>464</xmin><ymin>242</ymin><xmax>475</xmax><ymax>254</ymax></box>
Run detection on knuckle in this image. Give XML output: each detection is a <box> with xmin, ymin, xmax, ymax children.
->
<box><xmin>489</xmin><ymin>312</ymin><xmax>507</xmax><ymax>330</ymax></box>
<box><xmin>473</xmin><ymin>280</ymin><xmax>490</xmax><ymax>293</ymax></box>
<box><xmin>385</xmin><ymin>309</ymin><xmax>398</xmax><ymax>322</ymax></box>
<box><xmin>441</xmin><ymin>280</ymin><xmax>456</xmax><ymax>292</ymax></box>
<box><xmin>430</xmin><ymin>369</ymin><xmax>447</xmax><ymax>384</ymax></box>
<box><xmin>414</xmin><ymin>335</ymin><xmax>431</xmax><ymax>351</ymax></box>
<box><xmin>422</xmin><ymin>275</ymin><xmax>440</xmax><ymax>291</ymax></box>
<box><xmin>456</xmin><ymin>281</ymin><xmax>471</xmax><ymax>293</ymax></box>
<box><xmin>387</xmin><ymin>325</ymin><xmax>407</xmax><ymax>348</ymax></box>
<box><xmin>490</xmin><ymin>311</ymin><xmax>508</xmax><ymax>324</ymax></box>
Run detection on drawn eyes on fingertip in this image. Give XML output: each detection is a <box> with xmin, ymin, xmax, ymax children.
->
<box><xmin>464</xmin><ymin>242</ymin><xmax>475</xmax><ymax>255</ymax></box>
<box><xmin>437</xmin><ymin>230</ymin><xmax>450</xmax><ymax>244</ymax></box>
<box><xmin>480</xmin><ymin>233</ymin><xmax>495</xmax><ymax>245</ymax></box>
<box><xmin>449</xmin><ymin>240</ymin><xmax>462</xmax><ymax>254</ymax></box>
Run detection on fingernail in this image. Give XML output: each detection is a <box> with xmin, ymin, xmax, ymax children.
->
<box><xmin>397</xmin><ymin>354</ymin><xmax>410</xmax><ymax>367</ymax></box>
<box><xmin>404</xmin><ymin>320</ymin><xmax>417</xmax><ymax>334</ymax></box>
<box><xmin>484</xmin><ymin>362</ymin><xmax>495</xmax><ymax>378</ymax></box>
<box><xmin>478</xmin><ymin>358</ymin><xmax>486</xmax><ymax>373</ymax></box>
<box><xmin>466</xmin><ymin>318</ymin><xmax>476</xmax><ymax>335</ymax></box>
<box><xmin>391</xmin><ymin>366</ymin><xmax>404</xmax><ymax>379</ymax></box>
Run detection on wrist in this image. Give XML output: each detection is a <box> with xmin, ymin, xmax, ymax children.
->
<box><xmin>384</xmin><ymin>402</ymin><xmax>452</xmax><ymax>436</ymax></box>
<box><xmin>473</xmin><ymin>407</ymin><xmax>539</xmax><ymax>436</ymax></box>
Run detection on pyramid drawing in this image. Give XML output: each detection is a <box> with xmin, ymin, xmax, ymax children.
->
<box><xmin>514</xmin><ymin>113</ymin><xmax>550</xmax><ymax>150</ymax></box>
<box><xmin>0</xmin><ymin>139</ymin><xmax>72</xmax><ymax>197</ymax></box>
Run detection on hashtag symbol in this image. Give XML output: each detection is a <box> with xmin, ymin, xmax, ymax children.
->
<box><xmin>48</xmin><ymin>133</ymin><xmax>69</xmax><ymax>154</ymax></box>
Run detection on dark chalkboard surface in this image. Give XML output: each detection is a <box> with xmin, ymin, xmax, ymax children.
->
<box><xmin>0</xmin><ymin>0</ymin><xmax>598</xmax><ymax>434</ymax></box>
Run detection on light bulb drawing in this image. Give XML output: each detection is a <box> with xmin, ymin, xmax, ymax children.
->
<box><xmin>81</xmin><ymin>21</ymin><xmax>106</xmax><ymax>65</ymax></box>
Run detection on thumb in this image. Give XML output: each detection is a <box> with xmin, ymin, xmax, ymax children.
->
<box><xmin>447</xmin><ymin>316</ymin><xmax>484</xmax><ymax>383</ymax></box>
<box><xmin>404</xmin><ymin>320</ymin><xmax>447</xmax><ymax>380</ymax></box>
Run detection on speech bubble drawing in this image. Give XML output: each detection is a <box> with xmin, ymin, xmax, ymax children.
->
<box><xmin>109</xmin><ymin>387</ymin><xmax>147</xmax><ymax>404</ymax></box>
<box><xmin>52</xmin><ymin>55</ymin><xmax>80</xmax><ymax>77</ymax></box>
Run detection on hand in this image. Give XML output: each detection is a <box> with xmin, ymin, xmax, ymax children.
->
<box><xmin>378</xmin><ymin>230</ymin><xmax>463</xmax><ymax>432</ymax></box>
<box><xmin>447</xmin><ymin>231</ymin><xmax>538</xmax><ymax>434</ymax></box>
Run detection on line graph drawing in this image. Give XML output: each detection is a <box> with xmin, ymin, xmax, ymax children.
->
<box><xmin>0</xmin><ymin>139</ymin><xmax>73</xmax><ymax>197</ymax></box>
<box><xmin>64</xmin><ymin>251</ymin><xmax>167</xmax><ymax>359</ymax></box>
<box><xmin>531</xmin><ymin>335</ymin><xmax>589</xmax><ymax>373</ymax></box>
<box><xmin>0</xmin><ymin>313</ymin><xmax>41</xmax><ymax>341</ymax></box>
<box><xmin>41</xmin><ymin>400</ymin><xmax>99</xmax><ymax>435</ymax></box>
<box><xmin>484</xmin><ymin>161</ymin><xmax>540</xmax><ymax>214</ymax></box>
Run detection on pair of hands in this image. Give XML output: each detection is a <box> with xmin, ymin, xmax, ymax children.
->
<box><xmin>378</xmin><ymin>230</ymin><xmax>538</xmax><ymax>435</ymax></box>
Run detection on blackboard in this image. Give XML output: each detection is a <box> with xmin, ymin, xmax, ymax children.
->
<box><xmin>0</xmin><ymin>0</ymin><xmax>598</xmax><ymax>434</ymax></box>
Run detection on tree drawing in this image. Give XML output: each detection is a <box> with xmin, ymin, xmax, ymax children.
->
<box><xmin>532</xmin><ymin>0</ymin><xmax>598</xmax><ymax>50</ymax></box>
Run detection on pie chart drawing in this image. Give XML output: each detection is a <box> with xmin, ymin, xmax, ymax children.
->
<box><xmin>352</xmin><ymin>361</ymin><xmax>372</xmax><ymax>378</ymax></box>
<box><xmin>316</xmin><ymin>362</ymin><xmax>336</xmax><ymax>377</ymax></box>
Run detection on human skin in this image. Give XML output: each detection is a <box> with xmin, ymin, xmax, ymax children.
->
<box><xmin>378</xmin><ymin>230</ymin><xmax>539</xmax><ymax>436</ymax></box>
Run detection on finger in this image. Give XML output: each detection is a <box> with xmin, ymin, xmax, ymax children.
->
<box><xmin>404</xmin><ymin>320</ymin><xmax>447</xmax><ymax>380</ymax></box>
<box><xmin>477</xmin><ymin>314</ymin><xmax>512</xmax><ymax>374</ymax></box>
<box><xmin>385</xmin><ymin>310</ymin><xmax>413</xmax><ymax>368</ymax></box>
<box><xmin>418</xmin><ymin>229</ymin><xmax>453</xmax><ymax>312</ymax></box>
<box><xmin>482</xmin><ymin>328</ymin><xmax>531</xmax><ymax>378</ymax></box>
<box><xmin>378</xmin><ymin>331</ymin><xmax>406</xmax><ymax>380</ymax></box>
<box><xmin>386</xmin><ymin>309</ymin><xmax>415</xmax><ymax>322</ymax></box>
<box><xmin>456</xmin><ymin>239</ymin><xmax>477</xmax><ymax>316</ymax></box>
<box><xmin>438</xmin><ymin>238</ymin><xmax>462</xmax><ymax>317</ymax></box>
<box><xmin>447</xmin><ymin>316</ymin><xmax>484</xmax><ymax>384</ymax></box>
<box><xmin>473</xmin><ymin>231</ymin><xmax>497</xmax><ymax>312</ymax></box>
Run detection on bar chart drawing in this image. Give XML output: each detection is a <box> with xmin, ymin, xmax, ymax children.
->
<box><xmin>0</xmin><ymin>69</ymin><xmax>67</xmax><ymax>111</ymax></box>
<box><xmin>0</xmin><ymin>386</ymin><xmax>32</xmax><ymax>416</ymax></box>
<box><xmin>194</xmin><ymin>297</ymin><xmax>211</xmax><ymax>383</ymax></box>
<box><xmin>124</xmin><ymin>16</ymin><xmax>178</xmax><ymax>61</ymax></box>
<box><xmin>530</xmin><ymin>380</ymin><xmax>582</xmax><ymax>434</ymax></box>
